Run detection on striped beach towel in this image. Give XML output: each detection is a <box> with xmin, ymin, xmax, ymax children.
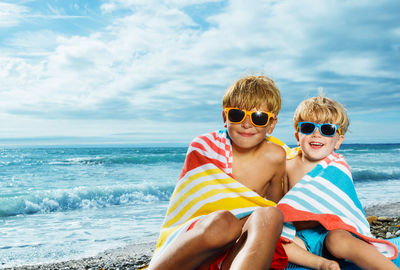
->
<box><xmin>150</xmin><ymin>129</ymin><xmax>291</xmax><ymax>264</ymax></box>
<box><xmin>277</xmin><ymin>152</ymin><xmax>398</xmax><ymax>260</ymax></box>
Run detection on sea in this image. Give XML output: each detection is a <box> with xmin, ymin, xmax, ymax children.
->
<box><xmin>1</xmin><ymin>143</ymin><xmax>400</xmax><ymax>268</ymax></box>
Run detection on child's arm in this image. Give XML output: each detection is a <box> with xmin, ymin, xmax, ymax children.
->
<box><xmin>266</xmin><ymin>154</ymin><xmax>285</xmax><ymax>203</ymax></box>
<box><xmin>283</xmin><ymin>173</ymin><xmax>289</xmax><ymax>195</ymax></box>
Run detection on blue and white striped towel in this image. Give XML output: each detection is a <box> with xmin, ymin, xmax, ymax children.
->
<box><xmin>277</xmin><ymin>152</ymin><xmax>398</xmax><ymax>261</ymax></box>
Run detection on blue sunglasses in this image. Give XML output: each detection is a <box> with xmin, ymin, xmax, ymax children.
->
<box><xmin>298</xmin><ymin>122</ymin><xmax>341</xmax><ymax>137</ymax></box>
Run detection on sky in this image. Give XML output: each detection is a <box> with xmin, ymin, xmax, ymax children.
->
<box><xmin>0</xmin><ymin>0</ymin><xmax>399</xmax><ymax>146</ymax></box>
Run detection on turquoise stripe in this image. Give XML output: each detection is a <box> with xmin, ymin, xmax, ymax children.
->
<box><xmin>236</xmin><ymin>210</ymin><xmax>254</xmax><ymax>220</ymax></box>
<box><xmin>289</xmin><ymin>167</ymin><xmax>369</xmax><ymax>232</ymax></box>
<box><xmin>292</xmin><ymin>184</ymin><xmax>365</xmax><ymax>233</ymax></box>
<box><xmin>283</xmin><ymin>193</ymin><xmax>322</xmax><ymax>214</ymax></box>
<box><xmin>310</xmin><ymin>163</ymin><xmax>357</xmax><ymax>203</ymax></box>
<box><xmin>317</xmin><ymin>164</ymin><xmax>367</xmax><ymax>219</ymax></box>
<box><xmin>320</xmin><ymin>165</ymin><xmax>365</xmax><ymax>213</ymax></box>
<box><xmin>281</xmin><ymin>230</ymin><xmax>295</xmax><ymax>240</ymax></box>
<box><xmin>307</xmin><ymin>163</ymin><xmax>323</xmax><ymax>177</ymax></box>
<box><xmin>311</xmin><ymin>181</ymin><xmax>368</xmax><ymax>229</ymax></box>
<box><xmin>303</xmin><ymin>163</ymin><xmax>368</xmax><ymax>226</ymax></box>
<box><xmin>281</xmin><ymin>222</ymin><xmax>296</xmax><ymax>239</ymax></box>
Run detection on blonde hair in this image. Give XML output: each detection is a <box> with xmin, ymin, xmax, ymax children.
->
<box><xmin>222</xmin><ymin>75</ymin><xmax>281</xmax><ymax>116</ymax></box>
<box><xmin>294</xmin><ymin>95</ymin><xmax>350</xmax><ymax>134</ymax></box>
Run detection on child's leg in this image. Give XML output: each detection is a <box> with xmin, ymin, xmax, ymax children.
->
<box><xmin>325</xmin><ymin>229</ymin><xmax>399</xmax><ymax>270</ymax></box>
<box><xmin>149</xmin><ymin>210</ymin><xmax>242</xmax><ymax>270</ymax></box>
<box><xmin>222</xmin><ymin>207</ymin><xmax>284</xmax><ymax>270</ymax></box>
<box><xmin>283</xmin><ymin>237</ymin><xmax>340</xmax><ymax>270</ymax></box>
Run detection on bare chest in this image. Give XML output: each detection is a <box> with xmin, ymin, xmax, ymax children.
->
<box><xmin>232</xmin><ymin>159</ymin><xmax>274</xmax><ymax>197</ymax></box>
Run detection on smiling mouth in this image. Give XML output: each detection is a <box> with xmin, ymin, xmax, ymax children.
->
<box><xmin>310</xmin><ymin>142</ymin><xmax>324</xmax><ymax>149</ymax></box>
<box><xmin>239</xmin><ymin>132</ymin><xmax>255</xmax><ymax>137</ymax></box>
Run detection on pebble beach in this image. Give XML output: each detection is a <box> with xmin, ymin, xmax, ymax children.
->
<box><xmin>3</xmin><ymin>203</ymin><xmax>399</xmax><ymax>270</ymax></box>
<box><xmin>2</xmin><ymin>242</ymin><xmax>155</xmax><ymax>270</ymax></box>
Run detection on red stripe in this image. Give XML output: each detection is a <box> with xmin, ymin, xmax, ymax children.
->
<box><xmin>277</xmin><ymin>204</ymin><xmax>357</xmax><ymax>232</ymax></box>
<box><xmin>200</xmin><ymin>135</ymin><xmax>223</xmax><ymax>155</ymax></box>
<box><xmin>335</xmin><ymin>161</ymin><xmax>351</xmax><ymax>171</ymax></box>
<box><xmin>322</xmin><ymin>153</ymin><xmax>351</xmax><ymax>172</ymax></box>
<box><xmin>179</xmin><ymin>149</ymin><xmax>227</xmax><ymax>179</ymax></box>
<box><xmin>191</xmin><ymin>141</ymin><xmax>207</xmax><ymax>152</ymax></box>
<box><xmin>179</xmin><ymin>151</ymin><xmax>203</xmax><ymax>179</ymax></box>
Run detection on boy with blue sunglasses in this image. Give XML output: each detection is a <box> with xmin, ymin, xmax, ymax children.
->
<box><xmin>280</xmin><ymin>95</ymin><xmax>398</xmax><ymax>270</ymax></box>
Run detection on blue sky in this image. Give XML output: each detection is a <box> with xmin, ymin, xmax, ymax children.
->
<box><xmin>0</xmin><ymin>0</ymin><xmax>399</xmax><ymax>145</ymax></box>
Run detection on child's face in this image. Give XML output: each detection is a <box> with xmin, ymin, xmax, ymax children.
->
<box><xmin>295</xmin><ymin>121</ymin><xmax>344</xmax><ymax>162</ymax></box>
<box><xmin>223</xmin><ymin>106</ymin><xmax>277</xmax><ymax>150</ymax></box>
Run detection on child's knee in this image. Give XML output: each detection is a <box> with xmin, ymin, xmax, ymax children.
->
<box><xmin>251</xmin><ymin>207</ymin><xmax>284</xmax><ymax>229</ymax></box>
<box><xmin>266</xmin><ymin>207</ymin><xmax>284</xmax><ymax>223</ymax></box>
<box><xmin>325</xmin><ymin>230</ymin><xmax>351</xmax><ymax>256</ymax></box>
<box><xmin>198</xmin><ymin>210</ymin><xmax>241</xmax><ymax>248</ymax></box>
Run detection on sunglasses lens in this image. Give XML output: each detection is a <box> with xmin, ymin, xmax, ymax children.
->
<box><xmin>228</xmin><ymin>109</ymin><xmax>245</xmax><ymax>123</ymax></box>
<box><xmin>300</xmin><ymin>123</ymin><xmax>316</xmax><ymax>134</ymax></box>
<box><xmin>251</xmin><ymin>112</ymin><xmax>270</xmax><ymax>126</ymax></box>
<box><xmin>320</xmin><ymin>124</ymin><xmax>337</xmax><ymax>136</ymax></box>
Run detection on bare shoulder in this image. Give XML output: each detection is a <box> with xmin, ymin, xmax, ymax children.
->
<box><xmin>258</xmin><ymin>139</ymin><xmax>286</xmax><ymax>164</ymax></box>
<box><xmin>286</xmin><ymin>155</ymin><xmax>304</xmax><ymax>175</ymax></box>
<box><xmin>286</xmin><ymin>155</ymin><xmax>306</xmax><ymax>190</ymax></box>
<box><xmin>286</xmin><ymin>156</ymin><xmax>297</xmax><ymax>172</ymax></box>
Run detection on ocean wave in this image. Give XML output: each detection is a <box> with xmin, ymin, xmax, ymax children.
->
<box><xmin>0</xmin><ymin>184</ymin><xmax>174</xmax><ymax>217</ymax></box>
<box><xmin>352</xmin><ymin>168</ymin><xmax>400</xmax><ymax>182</ymax></box>
<box><xmin>49</xmin><ymin>154</ymin><xmax>186</xmax><ymax>165</ymax></box>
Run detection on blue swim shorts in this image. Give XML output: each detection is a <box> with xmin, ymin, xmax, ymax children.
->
<box><xmin>296</xmin><ymin>226</ymin><xmax>329</xmax><ymax>256</ymax></box>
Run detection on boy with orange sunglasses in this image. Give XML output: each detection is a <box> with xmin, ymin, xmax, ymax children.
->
<box><xmin>279</xmin><ymin>95</ymin><xmax>399</xmax><ymax>270</ymax></box>
<box><xmin>149</xmin><ymin>75</ymin><xmax>289</xmax><ymax>270</ymax></box>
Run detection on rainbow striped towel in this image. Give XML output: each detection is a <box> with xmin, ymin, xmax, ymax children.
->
<box><xmin>277</xmin><ymin>152</ymin><xmax>398</xmax><ymax>260</ymax></box>
<box><xmin>150</xmin><ymin>130</ymin><xmax>290</xmax><ymax>264</ymax></box>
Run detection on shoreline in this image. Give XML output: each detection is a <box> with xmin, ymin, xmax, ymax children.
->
<box><xmin>3</xmin><ymin>204</ymin><xmax>400</xmax><ymax>270</ymax></box>
<box><xmin>2</xmin><ymin>242</ymin><xmax>156</xmax><ymax>270</ymax></box>
<box><xmin>364</xmin><ymin>201</ymin><xmax>400</xmax><ymax>217</ymax></box>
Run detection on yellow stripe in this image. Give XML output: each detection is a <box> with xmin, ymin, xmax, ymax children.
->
<box><xmin>267</xmin><ymin>136</ymin><xmax>300</xmax><ymax>160</ymax></box>
<box><xmin>190</xmin><ymin>196</ymin><xmax>276</xmax><ymax>217</ymax></box>
<box><xmin>155</xmin><ymin>137</ymin><xmax>287</xmax><ymax>255</ymax></box>
<box><xmin>164</xmin><ymin>186</ymin><xmax>252</xmax><ymax>228</ymax></box>
<box><xmin>155</xmin><ymin>223</ymin><xmax>187</xmax><ymax>254</ymax></box>
<box><xmin>166</xmin><ymin>177</ymin><xmax>235</xmax><ymax>217</ymax></box>
<box><xmin>170</xmin><ymin>168</ymin><xmax>224</xmax><ymax>201</ymax></box>
<box><xmin>266</xmin><ymin>135</ymin><xmax>285</xmax><ymax>147</ymax></box>
<box><xmin>156</xmin><ymin>196</ymin><xmax>276</xmax><ymax>253</ymax></box>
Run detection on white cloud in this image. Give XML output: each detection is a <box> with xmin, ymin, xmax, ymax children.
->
<box><xmin>318</xmin><ymin>56</ymin><xmax>381</xmax><ymax>78</ymax></box>
<box><xmin>0</xmin><ymin>0</ymin><xmax>399</xmax><ymax>143</ymax></box>
<box><xmin>5</xmin><ymin>30</ymin><xmax>61</xmax><ymax>53</ymax></box>
<box><xmin>101</xmin><ymin>3</ymin><xmax>117</xmax><ymax>14</ymax></box>
<box><xmin>0</xmin><ymin>2</ymin><xmax>28</xmax><ymax>27</ymax></box>
<box><xmin>1</xmin><ymin>3</ymin><xmax>201</xmax><ymax>116</ymax></box>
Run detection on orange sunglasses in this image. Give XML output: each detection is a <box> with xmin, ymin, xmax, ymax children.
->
<box><xmin>224</xmin><ymin>108</ymin><xmax>275</xmax><ymax>127</ymax></box>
